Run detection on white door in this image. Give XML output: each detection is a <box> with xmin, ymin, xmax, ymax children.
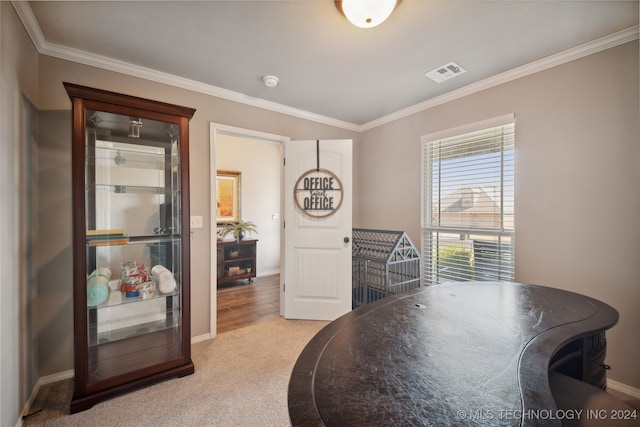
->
<box><xmin>283</xmin><ymin>140</ymin><xmax>352</xmax><ymax>320</ymax></box>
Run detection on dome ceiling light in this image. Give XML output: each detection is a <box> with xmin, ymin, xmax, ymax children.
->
<box><xmin>336</xmin><ymin>0</ymin><xmax>399</xmax><ymax>29</ymax></box>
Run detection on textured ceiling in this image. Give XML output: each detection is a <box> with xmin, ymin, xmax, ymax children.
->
<box><xmin>26</xmin><ymin>1</ymin><xmax>639</xmax><ymax>127</ymax></box>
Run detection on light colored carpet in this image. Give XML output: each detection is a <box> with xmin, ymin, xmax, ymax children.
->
<box><xmin>24</xmin><ymin>317</ymin><xmax>328</xmax><ymax>427</ymax></box>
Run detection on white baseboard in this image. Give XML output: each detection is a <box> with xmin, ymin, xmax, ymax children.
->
<box><xmin>608</xmin><ymin>379</ymin><xmax>640</xmax><ymax>399</ymax></box>
<box><xmin>18</xmin><ymin>369</ymin><xmax>75</xmax><ymax>427</ymax></box>
<box><xmin>191</xmin><ymin>333</ymin><xmax>212</xmax><ymax>343</ymax></box>
<box><xmin>257</xmin><ymin>269</ymin><xmax>280</xmax><ymax>277</ymax></box>
<box><xmin>40</xmin><ymin>369</ymin><xmax>75</xmax><ymax>384</ymax></box>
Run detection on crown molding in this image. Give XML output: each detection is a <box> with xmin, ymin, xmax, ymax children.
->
<box><xmin>361</xmin><ymin>25</ymin><xmax>639</xmax><ymax>131</ymax></box>
<box><xmin>13</xmin><ymin>1</ymin><xmax>638</xmax><ymax>134</ymax></box>
<box><xmin>12</xmin><ymin>0</ymin><xmax>47</xmax><ymax>49</ymax></box>
<box><xmin>43</xmin><ymin>39</ymin><xmax>361</xmax><ymax>132</ymax></box>
<box><xmin>11</xmin><ymin>1</ymin><xmax>361</xmax><ymax>132</ymax></box>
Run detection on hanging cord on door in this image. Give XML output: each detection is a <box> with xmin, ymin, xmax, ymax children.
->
<box><xmin>316</xmin><ymin>139</ymin><xmax>320</xmax><ymax>171</ymax></box>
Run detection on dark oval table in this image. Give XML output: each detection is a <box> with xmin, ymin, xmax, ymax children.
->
<box><xmin>288</xmin><ymin>282</ymin><xmax>619</xmax><ymax>426</ymax></box>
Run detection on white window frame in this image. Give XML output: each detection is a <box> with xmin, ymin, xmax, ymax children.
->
<box><xmin>421</xmin><ymin>114</ymin><xmax>515</xmax><ymax>285</ymax></box>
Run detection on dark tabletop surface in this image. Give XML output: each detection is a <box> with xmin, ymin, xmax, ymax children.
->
<box><xmin>288</xmin><ymin>282</ymin><xmax>619</xmax><ymax>427</ymax></box>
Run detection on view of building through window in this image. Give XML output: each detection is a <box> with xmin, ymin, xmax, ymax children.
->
<box><xmin>422</xmin><ymin>120</ymin><xmax>515</xmax><ymax>285</ymax></box>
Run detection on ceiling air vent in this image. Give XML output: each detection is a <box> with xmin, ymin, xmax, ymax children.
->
<box><xmin>425</xmin><ymin>61</ymin><xmax>467</xmax><ymax>83</ymax></box>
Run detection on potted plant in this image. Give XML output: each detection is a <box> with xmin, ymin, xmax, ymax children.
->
<box><xmin>221</xmin><ymin>220</ymin><xmax>258</xmax><ymax>243</ymax></box>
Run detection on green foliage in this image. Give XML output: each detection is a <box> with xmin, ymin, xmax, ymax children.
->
<box><xmin>221</xmin><ymin>220</ymin><xmax>258</xmax><ymax>243</ymax></box>
<box><xmin>437</xmin><ymin>244</ymin><xmax>474</xmax><ymax>281</ymax></box>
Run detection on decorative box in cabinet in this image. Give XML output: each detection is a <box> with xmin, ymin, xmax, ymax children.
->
<box><xmin>65</xmin><ymin>82</ymin><xmax>195</xmax><ymax>413</ymax></box>
<box><xmin>217</xmin><ymin>239</ymin><xmax>258</xmax><ymax>285</ymax></box>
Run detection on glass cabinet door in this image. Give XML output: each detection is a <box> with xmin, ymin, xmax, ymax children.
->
<box><xmin>85</xmin><ymin>111</ymin><xmax>183</xmax><ymax>383</ymax></box>
<box><xmin>65</xmin><ymin>82</ymin><xmax>195</xmax><ymax>413</ymax></box>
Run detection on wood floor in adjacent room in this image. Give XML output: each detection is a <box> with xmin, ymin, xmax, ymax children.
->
<box><xmin>216</xmin><ymin>273</ymin><xmax>280</xmax><ymax>334</ymax></box>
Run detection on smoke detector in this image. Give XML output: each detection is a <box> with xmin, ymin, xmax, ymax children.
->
<box><xmin>263</xmin><ymin>75</ymin><xmax>279</xmax><ymax>88</ymax></box>
<box><xmin>425</xmin><ymin>61</ymin><xmax>467</xmax><ymax>83</ymax></box>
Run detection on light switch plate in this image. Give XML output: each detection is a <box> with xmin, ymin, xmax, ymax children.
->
<box><xmin>190</xmin><ymin>216</ymin><xmax>203</xmax><ymax>229</ymax></box>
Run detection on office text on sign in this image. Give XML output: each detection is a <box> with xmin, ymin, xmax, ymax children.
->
<box><xmin>294</xmin><ymin>168</ymin><xmax>343</xmax><ymax>218</ymax></box>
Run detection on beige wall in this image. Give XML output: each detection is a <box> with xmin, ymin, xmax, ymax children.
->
<box><xmin>0</xmin><ymin>3</ymin><xmax>41</xmax><ymax>424</ymax></box>
<box><xmin>355</xmin><ymin>41</ymin><xmax>639</xmax><ymax>389</ymax></box>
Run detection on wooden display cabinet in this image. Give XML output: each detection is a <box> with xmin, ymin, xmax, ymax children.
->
<box><xmin>65</xmin><ymin>83</ymin><xmax>195</xmax><ymax>413</ymax></box>
<box><xmin>217</xmin><ymin>239</ymin><xmax>258</xmax><ymax>285</ymax></box>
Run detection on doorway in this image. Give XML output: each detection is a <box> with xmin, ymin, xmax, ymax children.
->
<box><xmin>209</xmin><ymin>124</ymin><xmax>289</xmax><ymax>337</ymax></box>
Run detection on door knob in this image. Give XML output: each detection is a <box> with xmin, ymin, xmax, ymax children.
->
<box><xmin>344</xmin><ymin>237</ymin><xmax>350</xmax><ymax>243</ymax></box>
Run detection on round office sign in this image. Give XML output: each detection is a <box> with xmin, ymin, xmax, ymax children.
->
<box><xmin>294</xmin><ymin>168</ymin><xmax>343</xmax><ymax>218</ymax></box>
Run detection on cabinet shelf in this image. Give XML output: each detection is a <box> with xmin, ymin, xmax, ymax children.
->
<box><xmin>89</xmin><ymin>314</ymin><xmax>180</xmax><ymax>347</ymax></box>
<box><xmin>87</xmin><ymin>327</ymin><xmax>183</xmax><ymax>383</ymax></box>
<box><xmin>88</xmin><ymin>184</ymin><xmax>179</xmax><ymax>195</ymax></box>
<box><xmin>86</xmin><ymin>235</ymin><xmax>181</xmax><ymax>247</ymax></box>
<box><xmin>89</xmin><ymin>141</ymin><xmax>179</xmax><ymax>172</ymax></box>
<box><xmin>89</xmin><ymin>288</ymin><xmax>179</xmax><ymax>310</ymax></box>
<box><xmin>217</xmin><ymin>239</ymin><xmax>258</xmax><ymax>285</ymax></box>
<box><xmin>225</xmin><ymin>256</ymin><xmax>254</xmax><ymax>263</ymax></box>
<box><xmin>66</xmin><ymin>82</ymin><xmax>195</xmax><ymax>414</ymax></box>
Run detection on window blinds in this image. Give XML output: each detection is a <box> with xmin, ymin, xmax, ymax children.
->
<box><xmin>422</xmin><ymin>120</ymin><xmax>515</xmax><ymax>285</ymax></box>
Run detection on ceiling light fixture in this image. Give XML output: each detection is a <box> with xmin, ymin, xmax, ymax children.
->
<box><xmin>336</xmin><ymin>0</ymin><xmax>398</xmax><ymax>29</ymax></box>
<box><xmin>263</xmin><ymin>75</ymin><xmax>279</xmax><ymax>88</ymax></box>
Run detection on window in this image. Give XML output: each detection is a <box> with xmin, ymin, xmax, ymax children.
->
<box><xmin>421</xmin><ymin>115</ymin><xmax>515</xmax><ymax>285</ymax></box>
